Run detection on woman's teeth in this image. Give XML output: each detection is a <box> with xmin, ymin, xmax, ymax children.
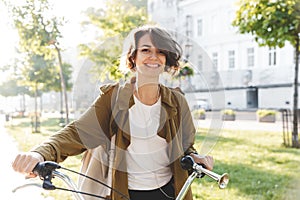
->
<box><xmin>145</xmin><ymin>64</ymin><xmax>159</xmax><ymax>68</ymax></box>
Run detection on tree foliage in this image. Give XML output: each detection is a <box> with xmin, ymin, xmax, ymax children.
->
<box><xmin>4</xmin><ymin>0</ymin><xmax>73</xmax><ymax>93</ymax></box>
<box><xmin>79</xmin><ymin>0</ymin><xmax>149</xmax><ymax>81</ymax></box>
<box><xmin>232</xmin><ymin>0</ymin><xmax>300</xmax><ymax>49</ymax></box>
<box><xmin>7</xmin><ymin>0</ymin><xmax>62</xmax><ymax>58</ymax></box>
<box><xmin>0</xmin><ymin>79</ymin><xmax>29</xmax><ymax>97</ymax></box>
<box><xmin>44</xmin><ymin>62</ymin><xmax>73</xmax><ymax>92</ymax></box>
<box><xmin>232</xmin><ymin>0</ymin><xmax>300</xmax><ymax>148</ymax></box>
<box><xmin>4</xmin><ymin>0</ymin><xmax>73</xmax><ymax>116</ymax></box>
<box><xmin>4</xmin><ymin>0</ymin><xmax>61</xmax><ymax>90</ymax></box>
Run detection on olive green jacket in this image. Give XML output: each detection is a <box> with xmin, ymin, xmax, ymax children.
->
<box><xmin>33</xmin><ymin>81</ymin><xmax>197</xmax><ymax>200</ymax></box>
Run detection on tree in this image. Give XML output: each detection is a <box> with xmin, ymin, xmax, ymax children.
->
<box><xmin>232</xmin><ymin>0</ymin><xmax>300</xmax><ymax>148</ymax></box>
<box><xmin>4</xmin><ymin>0</ymin><xmax>72</xmax><ymax>124</ymax></box>
<box><xmin>45</xmin><ymin>61</ymin><xmax>73</xmax><ymax>124</ymax></box>
<box><xmin>0</xmin><ymin>58</ymin><xmax>30</xmax><ymax>115</ymax></box>
<box><xmin>127</xmin><ymin>0</ymin><xmax>147</xmax><ymax>9</ymax></box>
<box><xmin>22</xmin><ymin>53</ymin><xmax>55</xmax><ymax>132</ymax></box>
<box><xmin>79</xmin><ymin>0</ymin><xmax>149</xmax><ymax>81</ymax></box>
<box><xmin>0</xmin><ymin>79</ymin><xmax>29</xmax><ymax>114</ymax></box>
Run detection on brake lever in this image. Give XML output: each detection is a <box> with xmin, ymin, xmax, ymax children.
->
<box><xmin>33</xmin><ymin>161</ymin><xmax>61</xmax><ymax>190</ymax></box>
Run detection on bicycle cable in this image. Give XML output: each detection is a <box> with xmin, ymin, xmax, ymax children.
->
<box><xmin>60</xmin><ymin>166</ymin><xmax>130</xmax><ymax>200</ymax></box>
<box><xmin>53</xmin><ymin>186</ymin><xmax>111</xmax><ymax>200</ymax></box>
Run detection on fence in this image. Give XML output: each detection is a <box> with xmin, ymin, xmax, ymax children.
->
<box><xmin>280</xmin><ymin>109</ymin><xmax>300</xmax><ymax>147</ymax></box>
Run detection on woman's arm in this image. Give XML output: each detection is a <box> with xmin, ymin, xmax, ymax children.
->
<box><xmin>32</xmin><ymin>84</ymin><xmax>116</xmax><ymax>162</ymax></box>
<box><xmin>12</xmin><ymin>84</ymin><xmax>117</xmax><ymax>175</ymax></box>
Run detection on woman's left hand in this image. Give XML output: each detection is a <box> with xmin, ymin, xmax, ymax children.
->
<box><xmin>189</xmin><ymin>153</ymin><xmax>214</xmax><ymax>171</ymax></box>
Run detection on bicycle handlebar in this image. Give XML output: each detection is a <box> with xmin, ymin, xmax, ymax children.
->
<box><xmin>181</xmin><ymin>156</ymin><xmax>229</xmax><ymax>189</ymax></box>
<box><xmin>13</xmin><ymin>157</ymin><xmax>229</xmax><ymax>200</ymax></box>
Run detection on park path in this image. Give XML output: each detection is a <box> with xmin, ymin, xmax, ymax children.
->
<box><xmin>0</xmin><ymin>114</ymin><xmax>50</xmax><ymax>200</ymax></box>
<box><xmin>196</xmin><ymin>118</ymin><xmax>283</xmax><ymax>132</ymax></box>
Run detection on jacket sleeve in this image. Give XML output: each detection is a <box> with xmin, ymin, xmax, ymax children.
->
<box><xmin>31</xmin><ymin>83</ymin><xmax>116</xmax><ymax>163</ymax></box>
<box><xmin>31</xmin><ymin>122</ymin><xmax>87</xmax><ymax>162</ymax></box>
<box><xmin>175</xmin><ymin>92</ymin><xmax>197</xmax><ymax>155</ymax></box>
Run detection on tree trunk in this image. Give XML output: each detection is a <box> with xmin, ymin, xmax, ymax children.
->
<box><xmin>34</xmin><ymin>82</ymin><xmax>40</xmax><ymax>133</ymax></box>
<box><xmin>19</xmin><ymin>94</ymin><xmax>25</xmax><ymax>117</ymax></box>
<box><xmin>22</xmin><ymin>94</ymin><xmax>26</xmax><ymax>113</ymax></box>
<box><xmin>292</xmin><ymin>36</ymin><xmax>300</xmax><ymax>148</ymax></box>
<box><xmin>55</xmin><ymin>44</ymin><xmax>69</xmax><ymax>124</ymax></box>
<box><xmin>40</xmin><ymin>93</ymin><xmax>43</xmax><ymax>116</ymax></box>
<box><xmin>59</xmin><ymin>90</ymin><xmax>64</xmax><ymax>124</ymax></box>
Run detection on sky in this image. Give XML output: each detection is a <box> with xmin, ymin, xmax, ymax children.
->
<box><xmin>0</xmin><ymin>0</ymin><xmax>103</xmax><ymax>81</ymax></box>
<box><xmin>0</xmin><ymin>2</ymin><xmax>17</xmax><ymax>68</ymax></box>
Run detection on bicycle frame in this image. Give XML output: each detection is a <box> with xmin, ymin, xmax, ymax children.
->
<box><xmin>12</xmin><ymin>156</ymin><xmax>229</xmax><ymax>200</ymax></box>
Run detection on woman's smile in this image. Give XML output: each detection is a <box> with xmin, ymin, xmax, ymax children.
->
<box><xmin>144</xmin><ymin>63</ymin><xmax>161</xmax><ymax>68</ymax></box>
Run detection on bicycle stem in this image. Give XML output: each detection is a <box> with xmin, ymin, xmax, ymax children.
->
<box><xmin>175</xmin><ymin>171</ymin><xmax>198</xmax><ymax>200</ymax></box>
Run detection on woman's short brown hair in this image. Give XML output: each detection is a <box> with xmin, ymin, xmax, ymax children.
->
<box><xmin>124</xmin><ymin>25</ymin><xmax>182</xmax><ymax>74</ymax></box>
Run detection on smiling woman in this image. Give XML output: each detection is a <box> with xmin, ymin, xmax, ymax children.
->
<box><xmin>11</xmin><ymin>25</ymin><xmax>214</xmax><ymax>200</ymax></box>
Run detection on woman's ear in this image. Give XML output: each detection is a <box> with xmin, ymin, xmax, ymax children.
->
<box><xmin>131</xmin><ymin>57</ymin><xmax>135</xmax><ymax>64</ymax></box>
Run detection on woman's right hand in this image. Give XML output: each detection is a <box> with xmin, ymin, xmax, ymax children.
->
<box><xmin>12</xmin><ymin>152</ymin><xmax>44</xmax><ymax>178</ymax></box>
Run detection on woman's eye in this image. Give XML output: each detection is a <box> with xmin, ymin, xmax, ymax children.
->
<box><xmin>158</xmin><ymin>50</ymin><xmax>166</xmax><ymax>55</ymax></box>
<box><xmin>141</xmin><ymin>48</ymin><xmax>151</xmax><ymax>53</ymax></box>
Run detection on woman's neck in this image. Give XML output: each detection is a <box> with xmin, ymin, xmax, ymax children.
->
<box><xmin>134</xmin><ymin>83</ymin><xmax>160</xmax><ymax>106</ymax></box>
<box><xmin>133</xmin><ymin>74</ymin><xmax>161</xmax><ymax>105</ymax></box>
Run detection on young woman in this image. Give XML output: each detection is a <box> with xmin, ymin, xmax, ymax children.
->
<box><xmin>12</xmin><ymin>25</ymin><xmax>214</xmax><ymax>200</ymax></box>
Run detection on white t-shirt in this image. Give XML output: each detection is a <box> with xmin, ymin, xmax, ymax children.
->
<box><xmin>126</xmin><ymin>95</ymin><xmax>172</xmax><ymax>190</ymax></box>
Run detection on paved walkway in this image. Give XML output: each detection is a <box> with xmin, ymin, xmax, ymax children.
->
<box><xmin>0</xmin><ymin>114</ymin><xmax>49</xmax><ymax>200</ymax></box>
<box><xmin>195</xmin><ymin>118</ymin><xmax>283</xmax><ymax>132</ymax></box>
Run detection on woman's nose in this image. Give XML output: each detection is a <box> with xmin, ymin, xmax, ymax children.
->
<box><xmin>149</xmin><ymin>51</ymin><xmax>159</xmax><ymax>59</ymax></box>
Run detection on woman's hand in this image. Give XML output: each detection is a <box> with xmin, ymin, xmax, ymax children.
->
<box><xmin>189</xmin><ymin>153</ymin><xmax>214</xmax><ymax>171</ymax></box>
<box><xmin>12</xmin><ymin>152</ymin><xmax>44</xmax><ymax>178</ymax></box>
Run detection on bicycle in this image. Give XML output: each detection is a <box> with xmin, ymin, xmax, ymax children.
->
<box><xmin>12</xmin><ymin>155</ymin><xmax>229</xmax><ymax>200</ymax></box>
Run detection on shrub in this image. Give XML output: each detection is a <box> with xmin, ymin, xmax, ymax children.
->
<box><xmin>256</xmin><ymin>109</ymin><xmax>277</xmax><ymax>117</ymax></box>
<box><xmin>221</xmin><ymin>109</ymin><xmax>236</xmax><ymax>116</ymax></box>
<box><xmin>192</xmin><ymin>109</ymin><xmax>206</xmax><ymax>119</ymax></box>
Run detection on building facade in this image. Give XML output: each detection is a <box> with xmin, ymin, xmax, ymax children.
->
<box><xmin>148</xmin><ymin>0</ymin><xmax>298</xmax><ymax>110</ymax></box>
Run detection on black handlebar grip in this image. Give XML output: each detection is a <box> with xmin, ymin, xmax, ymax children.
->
<box><xmin>180</xmin><ymin>155</ymin><xmax>206</xmax><ymax>178</ymax></box>
<box><xmin>33</xmin><ymin>161</ymin><xmax>60</xmax><ymax>176</ymax></box>
<box><xmin>32</xmin><ymin>162</ymin><xmax>42</xmax><ymax>175</ymax></box>
<box><xmin>180</xmin><ymin>155</ymin><xmax>195</xmax><ymax>170</ymax></box>
<box><xmin>32</xmin><ymin>161</ymin><xmax>61</xmax><ymax>190</ymax></box>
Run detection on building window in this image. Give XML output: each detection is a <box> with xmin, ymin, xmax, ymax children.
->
<box><xmin>198</xmin><ymin>54</ymin><xmax>203</xmax><ymax>71</ymax></box>
<box><xmin>268</xmin><ymin>47</ymin><xmax>276</xmax><ymax>66</ymax></box>
<box><xmin>186</xmin><ymin>15</ymin><xmax>193</xmax><ymax>37</ymax></box>
<box><xmin>228</xmin><ymin>50</ymin><xmax>235</xmax><ymax>69</ymax></box>
<box><xmin>197</xmin><ymin>19</ymin><xmax>203</xmax><ymax>37</ymax></box>
<box><xmin>212</xmin><ymin>52</ymin><xmax>218</xmax><ymax>70</ymax></box>
<box><xmin>247</xmin><ymin>47</ymin><xmax>254</xmax><ymax>67</ymax></box>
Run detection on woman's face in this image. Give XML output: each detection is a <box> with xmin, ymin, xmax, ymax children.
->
<box><xmin>133</xmin><ymin>33</ymin><xmax>166</xmax><ymax>77</ymax></box>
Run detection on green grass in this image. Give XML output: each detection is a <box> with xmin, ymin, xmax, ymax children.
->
<box><xmin>192</xmin><ymin>128</ymin><xmax>300</xmax><ymax>200</ymax></box>
<box><xmin>6</xmin><ymin>117</ymin><xmax>300</xmax><ymax>200</ymax></box>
